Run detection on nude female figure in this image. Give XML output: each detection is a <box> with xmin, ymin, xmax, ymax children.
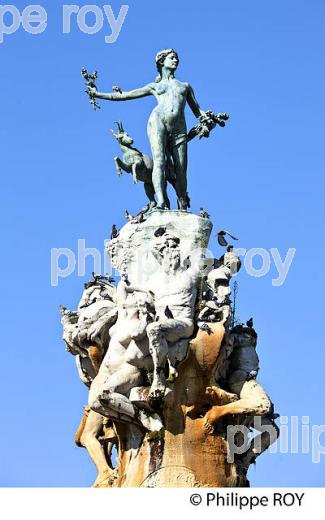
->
<box><xmin>89</xmin><ymin>49</ymin><xmax>208</xmax><ymax>210</ymax></box>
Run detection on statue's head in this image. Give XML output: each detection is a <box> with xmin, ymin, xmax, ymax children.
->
<box><xmin>155</xmin><ymin>49</ymin><xmax>179</xmax><ymax>82</ymax></box>
<box><xmin>156</xmin><ymin>234</ymin><xmax>181</xmax><ymax>272</ymax></box>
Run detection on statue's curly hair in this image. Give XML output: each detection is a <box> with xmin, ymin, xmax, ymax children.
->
<box><xmin>155</xmin><ymin>48</ymin><xmax>179</xmax><ymax>82</ymax></box>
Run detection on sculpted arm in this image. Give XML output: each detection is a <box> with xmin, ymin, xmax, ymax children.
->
<box><xmin>93</xmin><ymin>83</ymin><xmax>154</xmax><ymax>101</ymax></box>
<box><xmin>186</xmin><ymin>84</ymin><xmax>207</xmax><ymax>119</ymax></box>
<box><xmin>116</xmin><ymin>279</ymin><xmax>151</xmax><ymax>301</ymax></box>
<box><xmin>125</xmin><ymin>283</ymin><xmax>150</xmax><ymax>295</ymax></box>
<box><xmin>87</xmin><ymin>307</ymin><xmax>118</xmax><ymax>342</ymax></box>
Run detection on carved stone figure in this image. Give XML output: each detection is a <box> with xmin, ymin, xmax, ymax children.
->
<box><xmin>74</xmin><ymin>407</ymin><xmax>117</xmax><ymax>488</ymax></box>
<box><xmin>144</xmin><ymin>233</ymin><xmax>199</xmax><ymax>397</ymax></box>
<box><xmin>60</xmin><ymin>274</ymin><xmax>118</xmax><ymax>487</ymax></box>
<box><xmin>197</xmin><ymin>246</ymin><xmax>241</xmax><ymax>327</ymax></box>
<box><xmin>88</xmin><ymin>49</ymin><xmax>211</xmax><ymax>210</ymax></box>
<box><xmin>204</xmin><ymin>325</ymin><xmax>279</xmax><ymax>473</ymax></box>
<box><xmin>88</xmin><ymin>279</ymin><xmax>164</xmax><ymax>432</ymax></box>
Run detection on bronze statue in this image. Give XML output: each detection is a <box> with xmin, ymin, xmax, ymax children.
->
<box><xmin>86</xmin><ymin>49</ymin><xmax>228</xmax><ymax>210</ymax></box>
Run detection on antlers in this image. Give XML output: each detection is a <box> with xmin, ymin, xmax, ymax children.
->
<box><xmin>111</xmin><ymin>121</ymin><xmax>125</xmax><ymax>138</ymax></box>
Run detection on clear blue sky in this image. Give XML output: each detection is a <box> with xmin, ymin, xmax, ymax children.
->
<box><xmin>1</xmin><ymin>0</ymin><xmax>324</xmax><ymax>486</ymax></box>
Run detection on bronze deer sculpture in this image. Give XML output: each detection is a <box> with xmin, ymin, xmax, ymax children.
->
<box><xmin>111</xmin><ymin>122</ymin><xmax>190</xmax><ymax>210</ymax></box>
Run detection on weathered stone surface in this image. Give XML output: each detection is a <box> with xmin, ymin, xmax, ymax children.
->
<box><xmin>107</xmin><ymin>209</ymin><xmax>213</xmax><ymax>285</ymax></box>
<box><xmin>110</xmin><ymin>324</ymin><xmax>247</xmax><ymax>487</ymax></box>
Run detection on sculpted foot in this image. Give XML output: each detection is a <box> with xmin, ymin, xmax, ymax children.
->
<box><xmin>155</xmin><ymin>202</ymin><xmax>169</xmax><ymax>210</ymax></box>
<box><xmin>177</xmin><ymin>197</ymin><xmax>188</xmax><ymax>211</ymax></box>
<box><xmin>93</xmin><ymin>468</ymin><xmax>113</xmax><ymax>488</ymax></box>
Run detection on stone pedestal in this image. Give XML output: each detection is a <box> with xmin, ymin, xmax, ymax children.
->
<box><xmin>62</xmin><ymin>210</ymin><xmax>274</xmax><ymax>489</ymax></box>
<box><xmin>107</xmin><ymin>210</ymin><xmax>213</xmax><ymax>285</ymax></box>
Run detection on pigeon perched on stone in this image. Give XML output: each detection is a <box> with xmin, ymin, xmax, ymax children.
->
<box><xmin>247</xmin><ymin>370</ymin><xmax>258</xmax><ymax>380</ymax></box>
<box><xmin>135</xmin><ymin>212</ymin><xmax>144</xmax><ymax>223</ymax></box>
<box><xmin>111</xmin><ymin>224</ymin><xmax>119</xmax><ymax>239</ymax></box>
<box><xmin>198</xmin><ymin>322</ymin><xmax>213</xmax><ymax>335</ymax></box>
<box><xmin>164</xmin><ymin>305</ymin><xmax>174</xmax><ymax>319</ymax></box>
<box><xmin>59</xmin><ymin>304</ymin><xmax>67</xmax><ymax>316</ymax></box>
<box><xmin>246</xmin><ymin>317</ymin><xmax>254</xmax><ymax>328</ymax></box>
<box><xmin>154</xmin><ymin>227</ymin><xmax>167</xmax><ymax>237</ymax></box>
<box><xmin>216</xmin><ymin>230</ymin><xmax>238</xmax><ymax>247</ymax></box>
<box><xmin>145</xmin><ymin>301</ymin><xmax>156</xmax><ymax>316</ymax></box>
<box><xmin>199</xmin><ymin>207</ymin><xmax>210</xmax><ymax>219</ymax></box>
<box><xmin>121</xmin><ymin>273</ymin><xmax>130</xmax><ymax>286</ymax></box>
<box><xmin>124</xmin><ymin>210</ymin><xmax>133</xmax><ymax>222</ymax></box>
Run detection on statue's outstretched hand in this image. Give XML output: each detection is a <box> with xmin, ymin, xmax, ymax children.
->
<box><xmin>87</xmin><ymin>86</ymin><xmax>97</xmax><ymax>98</ymax></box>
<box><xmin>199</xmin><ymin>111</ymin><xmax>210</xmax><ymax>122</ymax></box>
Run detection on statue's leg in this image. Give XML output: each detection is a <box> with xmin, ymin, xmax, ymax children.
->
<box><xmin>114</xmin><ymin>157</ymin><xmax>129</xmax><ymax>176</ymax></box>
<box><xmin>98</xmin><ymin>365</ymin><xmax>163</xmax><ymax>431</ymax></box>
<box><xmin>147</xmin><ymin>319</ymin><xmax>193</xmax><ymax>398</ymax></box>
<box><xmin>79</xmin><ymin>410</ymin><xmax>113</xmax><ymax>487</ymax></box>
<box><xmin>204</xmin><ymin>379</ymin><xmax>272</xmax><ymax>433</ymax></box>
<box><xmin>131</xmin><ymin>163</ymin><xmax>139</xmax><ymax>184</ymax></box>
<box><xmin>89</xmin><ymin>363</ymin><xmax>113</xmax><ymax>417</ymax></box>
<box><xmin>147</xmin><ymin>114</ymin><xmax>168</xmax><ymax>208</ymax></box>
<box><xmin>171</xmin><ymin>141</ymin><xmax>188</xmax><ymax>209</ymax></box>
<box><xmin>89</xmin><ymin>361</ymin><xmax>142</xmax><ymax>422</ymax></box>
<box><xmin>74</xmin><ymin>407</ymin><xmax>90</xmax><ymax>447</ymax></box>
<box><xmin>146</xmin><ymin>322</ymin><xmax>168</xmax><ymax>397</ymax></box>
<box><xmin>238</xmin><ymin>415</ymin><xmax>279</xmax><ymax>471</ymax></box>
<box><xmin>144</xmin><ymin>182</ymin><xmax>157</xmax><ymax>208</ymax></box>
<box><xmin>161</xmin><ymin>178</ymin><xmax>171</xmax><ymax>209</ymax></box>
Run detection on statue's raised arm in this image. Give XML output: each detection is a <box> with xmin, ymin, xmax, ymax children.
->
<box><xmin>91</xmin><ymin>83</ymin><xmax>154</xmax><ymax>101</ymax></box>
